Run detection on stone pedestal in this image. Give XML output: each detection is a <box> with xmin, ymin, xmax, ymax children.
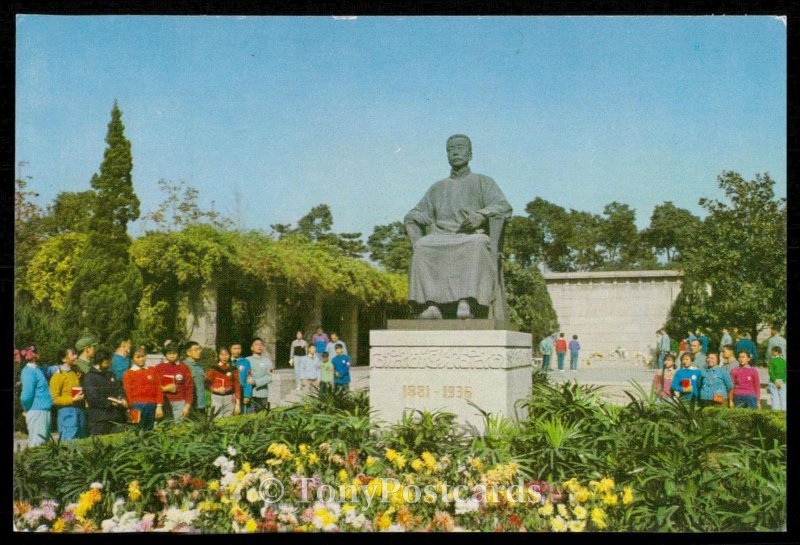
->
<box><xmin>369</xmin><ymin>327</ymin><xmax>532</xmax><ymax>434</ymax></box>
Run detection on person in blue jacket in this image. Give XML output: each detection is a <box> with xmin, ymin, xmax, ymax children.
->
<box><xmin>672</xmin><ymin>352</ymin><xmax>703</xmax><ymax>404</ymax></box>
<box><xmin>20</xmin><ymin>347</ymin><xmax>53</xmax><ymax>448</ymax></box>
<box><xmin>699</xmin><ymin>353</ymin><xmax>733</xmax><ymax>407</ymax></box>
<box><xmin>332</xmin><ymin>344</ymin><xmax>351</xmax><ymax>395</ymax></box>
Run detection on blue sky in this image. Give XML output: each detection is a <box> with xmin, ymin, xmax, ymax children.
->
<box><xmin>16</xmin><ymin>15</ymin><xmax>786</xmax><ymax>238</ymax></box>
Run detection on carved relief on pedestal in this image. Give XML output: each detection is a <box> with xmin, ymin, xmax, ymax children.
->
<box><xmin>371</xmin><ymin>347</ymin><xmax>531</xmax><ymax>370</ymax></box>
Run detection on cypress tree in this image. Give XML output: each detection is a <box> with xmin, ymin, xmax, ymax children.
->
<box><xmin>62</xmin><ymin>101</ymin><xmax>142</xmax><ymax>343</ymax></box>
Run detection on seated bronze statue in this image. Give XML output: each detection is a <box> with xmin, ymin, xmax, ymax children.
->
<box><xmin>404</xmin><ymin>134</ymin><xmax>512</xmax><ymax>320</ymax></box>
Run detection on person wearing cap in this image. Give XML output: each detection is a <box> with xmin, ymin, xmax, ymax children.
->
<box><xmin>49</xmin><ymin>346</ymin><xmax>87</xmax><ymax>440</ymax></box>
<box><xmin>19</xmin><ymin>345</ymin><xmax>53</xmax><ymax>447</ymax></box>
<box><xmin>75</xmin><ymin>336</ymin><xmax>98</xmax><ymax>375</ymax></box>
<box><xmin>155</xmin><ymin>342</ymin><xmax>194</xmax><ymax>421</ymax></box>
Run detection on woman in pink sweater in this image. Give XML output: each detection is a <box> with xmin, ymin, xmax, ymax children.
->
<box><xmin>652</xmin><ymin>353</ymin><xmax>677</xmax><ymax>401</ymax></box>
<box><xmin>730</xmin><ymin>351</ymin><xmax>761</xmax><ymax>409</ymax></box>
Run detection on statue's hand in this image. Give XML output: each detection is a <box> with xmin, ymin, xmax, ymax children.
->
<box><xmin>460</xmin><ymin>211</ymin><xmax>484</xmax><ymax>232</ymax></box>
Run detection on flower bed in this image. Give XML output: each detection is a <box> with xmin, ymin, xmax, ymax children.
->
<box><xmin>13</xmin><ymin>380</ymin><xmax>786</xmax><ymax>532</ymax></box>
<box><xmin>15</xmin><ymin>444</ymin><xmax>636</xmax><ymax>533</ymax></box>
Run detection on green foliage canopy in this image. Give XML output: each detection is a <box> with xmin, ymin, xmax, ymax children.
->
<box><xmin>666</xmin><ymin>172</ymin><xmax>786</xmax><ymax>340</ymax></box>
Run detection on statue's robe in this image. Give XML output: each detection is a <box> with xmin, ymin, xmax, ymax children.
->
<box><xmin>404</xmin><ymin>166</ymin><xmax>512</xmax><ymax>307</ymax></box>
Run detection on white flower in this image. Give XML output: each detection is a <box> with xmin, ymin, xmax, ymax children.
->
<box><xmin>90</xmin><ymin>482</ymin><xmax>104</xmax><ymax>490</ymax></box>
<box><xmin>387</xmin><ymin>523</ymin><xmax>406</xmax><ymax>532</ymax></box>
<box><xmin>227</xmin><ymin>445</ymin><xmax>238</xmax><ymax>457</ymax></box>
<box><xmin>454</xmin><ymin>497</ymin><xmax>480</xmax><ymax>515</ymax></box>
<box><xmin>246</xmin><ymin>488</ymin><xmax>260</xmax><ymax>503</ymax></box>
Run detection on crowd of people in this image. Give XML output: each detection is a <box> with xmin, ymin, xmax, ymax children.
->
<box><xmin>652</xmin><ymin>326</ymin><xmax>787</xmax><ymax>411</ymax></box>
<box><xmin>17</xmin><ymin>326</ymin><xmax>353</xmax><ymax>447</ymax></box>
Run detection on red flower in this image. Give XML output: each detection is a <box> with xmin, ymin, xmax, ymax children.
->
<box><xmin>508</xmin><ymin>514</ymin><xmax>523</xmax><ymax>529</ymax></box>
<box><xmin>345</xmin><ymin>449</ymin><xmax>361</xmax><ymax>470</ymax></box>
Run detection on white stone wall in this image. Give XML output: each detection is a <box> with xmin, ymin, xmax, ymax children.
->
<box><xmin>544</xmin><ymin>271</ymin><xmax>683</xmax><ymax>364</ymax></box>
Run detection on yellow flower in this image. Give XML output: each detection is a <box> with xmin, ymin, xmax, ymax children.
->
<box><xmin>52</xmin><ymin>519</ymin><xmax>65</xmax><ymax>533</ymax></box>
<box><xmin>562</xmin><ymin>478</ymin><xmax>580</xmax><ymax>493</ymax></box>
<box><xmin>127</xmin><ymin>481</ymin><xmax>142</xmax><ymax>502</ymax></box>
<box><xmin>377</xmin><ymin>512</ymin><xmax>392</xmax><ymax>530</ymax></box>
<box><xmin>589</xmin><ymin>480</ymin><xmax>600</xmax><ymax>492</ymax></box>
<box><xmin>538</xmin><ymin>501</ymin><xmax>554</xmax><ymax>516</ymax></box>
<box><xmin>395</xmin><ymin>455</ymin><xmax>407</xmax><ymax>470</ymax></box>
<box><xmin>208</xmin><ymin>480</ymin><xmax>220</xmax><ymax>491</ymax></box>
<box><xmin>299</xmin><ymin>444</ymin><xmax>309</xmax><ymax>456</ymax></box>
<box><xmin>598</xmin><ymin>477</ymin><xmax>615</xmax><ymax>494</ymax></box>
<box><xmin>365</xmin><ymin>456</ymin><xmax>376</xmax><ymax>468</ymax></box>
<box><xmin>338</xmin><ymin>469</ymin><xmax>349</xmax><ymax>483</ymax></box>
<box><xmin>308</xmin><ymin>453</ymin><xmax>320</xmax><ymax>465</ymax></box>
<box><xmin>549</xmin><ymin>516</ymin><xmax>567</xmax><ymax>532</ymax></box>
<box><xmin>573</xmin><ymin>505</ymin><xmax>588</xmax><ymax>520</ymax></box>
<box><xmin>503</xmin><ymin>489</ymin><xmax>519</xmax><ymax>507</ymax></box>
<box><xmin>389</xmin><ymin>488</ymin><xmax>405</xmax><ymax>507</ymax></box>
<box><xmin>622</xmin><ymin>486</ymin><xmax>634</xmax><ymax>505</ymax></box>
<box><xmin>245</xmin><ymin>518</ymin><xmax>258</xmax><ymax>533</ymax></box>
<box><xmin>411</xmin><ymin>459</ymin><xmax>424</xmax><ymax>472</ymax></box>
<box><xmin>236</xmin><ymin>470</ymin><xmax>246</xmax><ymax>481</ymax></box>
<box><xmin>267</xmin><ymin>443</ymin><xmax>293</xmax><ymax>461</ymax></box>
<box><xmin>342</xmin><ymin>503</ymin><xmax>356</xmax><ymax>515</ymax></box>
<box><xmin>469</xmin><ymin>457</ymin><xmax>483</xmax><ymax>471</ymax></box>
<box><xmin>385</xmin><ymin>448</ymin><xmax>398</xmax><ymax>462</ymax></box>
<box><xmin>602</xmin><ymin>492</ymin><xmax>618</xmax><ymax>506</ymax></box>
<box><xmin>591</xmin><ymin>507</ymin><xmax>607</xmax><ymax>529</ymax></box>
<box><xmin>366</xmin><ymin>479</ymin><xmax>383</xmax><ymax>498</ymax></box>
<box><xmin>568</xmin><ymin>520</ymin><xmax>586</xmax><ymax>532</ymax></box>
<box><xmin>557</xmin><ymin>503</ymin><xmax>569</xmax><ymax>518</ymax></box>
<box><xmin>421</xmin><ymin>451</ymin><xmax>436</xmax><ymax>469</ymax></box>
<box><xmin>574</xmin><ymin>486</ymin><xmax>591</xmax><ymax>503</ymax></box>
<box><xmin>242</xmin><ymin>462</ymin><xmax>252</xmax><ymax>473</ymax></box>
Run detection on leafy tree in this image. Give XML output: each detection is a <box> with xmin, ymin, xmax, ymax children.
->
<box><xmin>142</xmin><ymin>179</ymin><xmax>232</xmax><ymax>232</ymax></box>
<box><xmin>523</xmin><ymin>198</ymin><xmax>574</xmax><ymax>272</ymax></box>
<box><xmin>642</xmin><ymin>202</ymin><xmax>702</xmax><ymax>264</ymax></box>
<box><xmin>25</xmin><ymin>233</ymin><xmax>90</xmax><ymax>312</ymax></box>
<box><xmin>503</xmin><ymin>260</ymin><xmax>559</xmax><ymax>342</ymax></box>
<box><xmin>270</xmin><ymin>204</ymin><xmax>367</xmax><ymax>259</ymax></box>
<box><xmin>667</xmin><ymin>171</ymin><xmax>786</xmax><ymax>341</ymax></box>
<box><xmin>62</xmin><ymin>101</ymin><xmax>143</xmax><ymax>343</ymax></box>
<box><xmin>367</xmin><ymin>221</ymin><xmax>412</xmax><ymax>273</ymax></box>
<box><xmin>39</xmin><ymin>190</ymin><xmax>97</xmax><ymax>235</ymax></box>
<box><xmin>14</xmin><ymin>178</ymin><xmax>46</xmax><ymax>291</ymax></box>
<box><xmin>504</xmin><ymin>215</ymin><xmax>543</xmax><ymax>268</ymax></box>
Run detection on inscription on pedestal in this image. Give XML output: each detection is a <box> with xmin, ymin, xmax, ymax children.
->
<box><xmin>369</xmin><ymin>329</ymin><xmax>533</xmax><ymax>434</ymax></box>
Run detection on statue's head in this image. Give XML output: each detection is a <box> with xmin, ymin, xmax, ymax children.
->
<box><xmin>446</xmin><ymin>134</ymin><xmax>472</xmax><ymax>168</ymax></box>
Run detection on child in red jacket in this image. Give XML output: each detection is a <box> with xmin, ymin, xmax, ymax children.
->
<box><xmin>205</xmin><ymin>347</ymin><xmax>241</xmax><ymax>419</ymax></box>
<box><xmin>123</xmin><ymin>348</ymin><xmax>163</xmax><ymax>430</ymax></box>
<box><xmin>155</xmin><ymin>342</ymin><xmax>194</xmax><ymax>421</ymax></box>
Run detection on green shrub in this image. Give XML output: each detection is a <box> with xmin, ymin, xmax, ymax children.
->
<box><xmin>13</xmin><ymin>380</ymin><xmax>786</xmax><ymax>531</ymax></box>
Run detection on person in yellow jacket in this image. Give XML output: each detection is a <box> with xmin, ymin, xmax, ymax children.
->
<box><xmin>49</xmin><ymin>346</ymin><xmax>87</xmax><ymax>440</ymax></box>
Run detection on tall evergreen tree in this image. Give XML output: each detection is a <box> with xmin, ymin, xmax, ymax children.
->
<box><xmin>62</xmin><ymin>101</ymin><xmax>142</xmax><ymax>343</ymax></box>
<box><xmin>89</xmin><ymin>100</ymin><xmax>139</xmax><ymax>244</ymax></box>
